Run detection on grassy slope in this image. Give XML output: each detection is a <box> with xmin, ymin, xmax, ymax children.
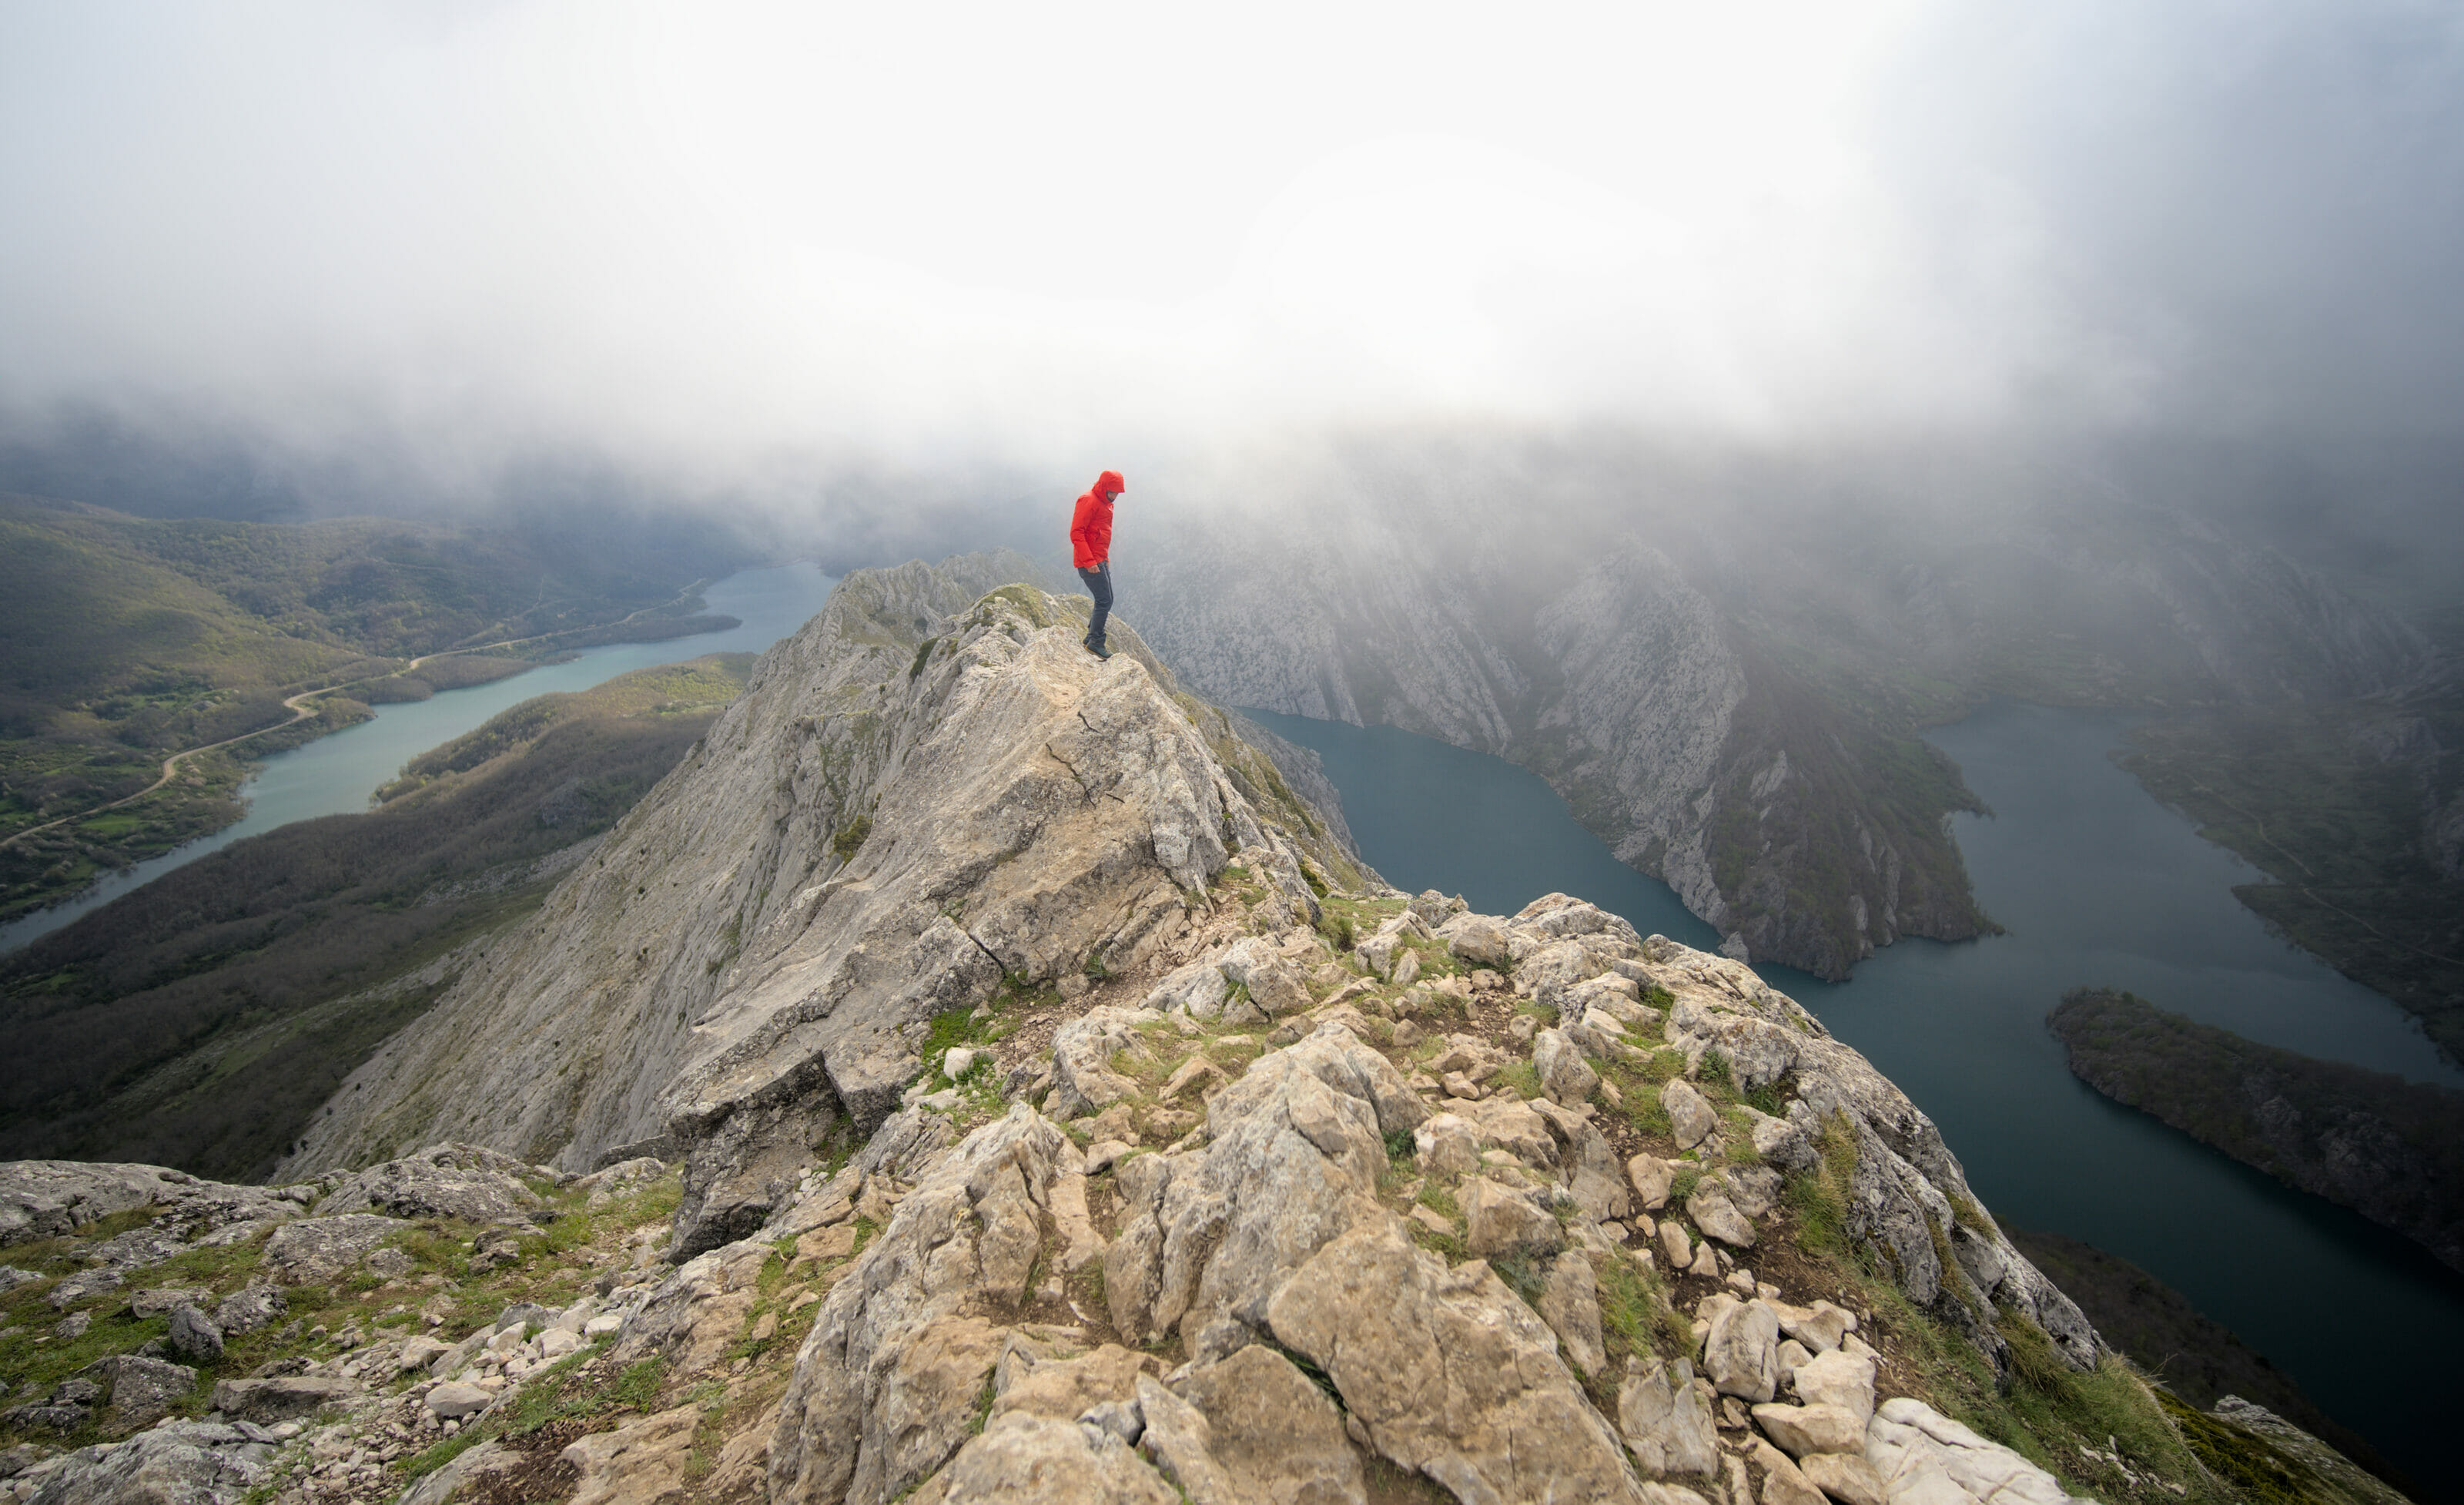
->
<box><xmin>0</xmin><ymin>654</ymin><xmax>752</xmax><ymax>1180</ymax></box>
<box><xmin>2006</xmin><ymin>1226</ymin><xmax>2412</xmax><ymax>1495</ymax></box>
<box><xmin>0</xmin><ymin>494</ymin><xmax>752</xmax><ymax>923</ymax></box>
<box><xmin>2047</xmin><ymin>987</ymin><xmax>2464</xmax><ymax>1273</ymax></box>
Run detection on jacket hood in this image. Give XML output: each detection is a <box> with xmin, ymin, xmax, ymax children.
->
<box><xmin>1094</xmin><ymin>470</ymin><xmax>1125</xmax><ymax>499</ymax></box>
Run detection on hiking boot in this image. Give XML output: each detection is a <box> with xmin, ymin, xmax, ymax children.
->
<box><xmin>1084</xmin><ymin>640</ymin><xmax>1112</xmax><ymax>660</ymax></box>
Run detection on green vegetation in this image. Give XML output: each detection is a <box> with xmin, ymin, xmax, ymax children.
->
<box><xmin>0</xmin><ymin>1163</ymin><xmax>691</xmax><ymax>1462</ymax></box>
<box><xmin>0</xmin><ymin>655</ymin><xmax>752</xmax><ymax>1179</ymax></box>
<box><xmin>0</xmin><ymin>494</ymin><xmax>758</xmax><ymax>923</ymax></box>
<box><xmin>2048</xmin><ymin>987</ymin><xmax>2464</xmax><ymax>1274</ymax></box>
<box><xmin>2118</xmin><ymin>699</ymin><xmax>2464</xmax><ymax>1061</ymax></box>
<box><xmin>2007</xmin><ymin>1225</ymin><xmax>2408</xmax><ymax>1493</ymax></box>
<box><xmin>832</xmin><ymin>814</ymin><xmax>872</xmax><ymax>862</ymax></box>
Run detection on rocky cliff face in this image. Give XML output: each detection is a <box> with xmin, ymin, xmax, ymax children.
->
<box><xmin>0</xmin><ymin>584</ymin><xmax>2400</xmax><ymax>1504</ymax></box>
<box><xmin>280</xmin><ymin>562</ymin><xmax>1358</xmax><ymax>1260</ymax></box>
<box><xmin>1137</xmin><ymin>515</ymin><xmax>1990</xmax><ymax>979</ymax></box>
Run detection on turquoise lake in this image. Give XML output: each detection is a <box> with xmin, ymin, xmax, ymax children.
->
<box><xmin>1245</xmin><ymin>699</ymin><xmax>2464</xmax><ymax>1500</ymax></box>
<box><xmin>0</xmin><ymin>561</ymin><xmax>837</xmax><ymax>954</ymax></box>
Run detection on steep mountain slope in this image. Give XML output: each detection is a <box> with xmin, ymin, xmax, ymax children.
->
<box><xmin>0</xmin><ymin>654</ymin><xmax>753</xmax><ymax>1180</ymax></box>
<box><xmin>0</xmin><ymin>567</ymin><xmax>2402</xmax><ymax>1504</ymax></box>
<box><xmin>1131</xmin><ymin>439</ymin><xmax>2435</xmax><ymax>983</ymax></box>
<box><xmin>282</xmin><ymin>562</ymin><xmax>1358</xmax><ymax>1259</ymax></box>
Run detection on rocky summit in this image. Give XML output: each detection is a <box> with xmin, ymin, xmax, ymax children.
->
<box><xmin>0</xmin><ymin>568</ymin><xmax>2409</xmax><ymax>1505</ymax></box>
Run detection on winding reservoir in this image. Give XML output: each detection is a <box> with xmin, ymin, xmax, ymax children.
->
<box><xmin>0</xmin><ymin>562</ymin><xmax>837</xmax><ymax>954</ymax></box>
<box><xmin>1246</xmin><ymin>699</ymin><xmax>2464</xmax><ymax>1500</ymax></box>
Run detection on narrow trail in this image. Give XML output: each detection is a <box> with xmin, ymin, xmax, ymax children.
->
<box><xmin>0</xmin><ymin>582</ymin><xmax>714</xmax><ymax>853</ymax></box>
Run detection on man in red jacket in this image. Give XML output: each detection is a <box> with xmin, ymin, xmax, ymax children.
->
<box><xmin>1070</xmin><ymin>470</ymin><xmax>1126</xmax><ymax>659</ymax></box>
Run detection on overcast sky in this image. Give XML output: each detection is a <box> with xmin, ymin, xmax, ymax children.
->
<box><xmin>2</xmin><ymin>0</ymin><xmax>2460</xmax><ymax>507</ymax></box>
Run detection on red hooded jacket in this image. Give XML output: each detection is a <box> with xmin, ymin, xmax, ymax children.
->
<box><xmin>1070</xmin><ymin>470</ymin><xmax>1125</xmax><ymax>569</ymax></box>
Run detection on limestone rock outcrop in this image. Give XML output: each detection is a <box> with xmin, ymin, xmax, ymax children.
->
<box><xmin>278</xmin><ymin>564</ymin><xmax>1355</xmax><ymax>1260</ymax></box>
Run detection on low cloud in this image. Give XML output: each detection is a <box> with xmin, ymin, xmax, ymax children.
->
<box><xmin>1</xmin><ymin>1</ymin><xmax>2459</xmax><ymax>528</ymax></box>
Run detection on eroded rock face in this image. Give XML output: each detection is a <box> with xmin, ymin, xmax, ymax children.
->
<box><xmin>769</xmin><ymin>1107</ymin><xmax>1076</xmax><ymax>1504</ymax></box>
<box><xmin>280</xmin><ymin>568</ymin><xmax>1340</xmax><ymax>1266</ymax></box>
<box><xmin>1267</xmin><ymin>1217</ymin><xmax>1649</xmax><ymax>1503</ymax></box>
<box><xmin>316</xmin><ymin>1142</ymin><xmax>543</xmax><ymax>1227</ymax></box>
<box><xmin>0</xmin><ymin>1161</ymin><xmax>298</xmax><ymax>1250</ymax></box>
<box><xmin>1172</xmin><ymin>1344</ymin><xmax>1364</xmax><ymax>1505</ymax></box>
<box><xmin>27</xmin><ymin>1421</ymin><xmax>274</xmax><ymax>1504</ymax></box>
<box><xmin>260</xmin><ymin>1215</ymin><xmax>410</xmax><ymax>1285</ymax></box>
<box><xmin>1641</xmin><ymin>940</ymin><xmax>2098</xmax><ymax>1373</ymax></box>
<box><xmin>1864</xmin><ymin>1396</ymin><xmax>2092</xmax><ymax>1505</ymax></box>
<box><xmin>910</xmin><ymin>1413</ymin><xmax>1180</xmax><ymax>1505</ymax></box>
<box><xmin>1619</xmin><ymin>1357</ymin><xmax>1719</xmax><ymax>1480</ymax></box>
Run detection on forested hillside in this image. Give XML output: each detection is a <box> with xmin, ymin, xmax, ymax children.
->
<box><xmin>0</xmin><ymin>493</ymin><xmax>757</xmax><ymax>922</ymax></box>
<box><xmin>0</xmin><ymin>654</ymin><xmax>751</xmax><ymax>1179</ymax></box>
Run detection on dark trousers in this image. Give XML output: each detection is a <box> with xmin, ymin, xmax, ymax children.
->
<box><xmin>1076</xmin><ymin>562</ymin><xmax>1113</xmax><ymax>648</ymax></box>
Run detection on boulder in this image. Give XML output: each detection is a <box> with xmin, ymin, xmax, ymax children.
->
<box><xmin>1171</xmin><ymin>1344</ymin><xmax>1364</xmax><ymax>1505</ymax></box>
<box><xmin>910</xmin><ymin>1413</ymin><xmax>1179</xmax><ymax>1503</ymax></box>
<box><xmin>397</xmin><ymin>1442</ymin><xmax>518</xmax><ymax>1505</ymax></box>
<box><xmin>1049</xmin><ymin>1007</ymin><xmax>1157</xmax><ymax>1120</ymax></box>
<box><xmin>1567</xmin><ymin>1004</ymin><xmax>1639</xmax><ymax>1064</ymax></box>
<box><xmin>1462</xmin><ymin>1094</ymin><xmax>1558</xmax><ymax>1169</ymax></box>
<box><xmin>1533</xmin><ymin>1028</ymin><xmax>1599</xmax><ymax>1105</ymax></box>
<box><xmin>1143</xmin><ymin>960</ymin><xmax>1230</xmax><ymax>1018</ymax></box>
<box><xmin>1538</xmin><ymin>1251</ymin><xmax>1607</xmax><ymax>1377</ymax></box>
<box><xmin>1753</xmin><ymin>1403</ymin><xmax>1865</xmax><ymax>1458</ymax></box>
<box><xmin>1518</xmin><ymin>940</ymin><xmax>1600</xmax><ymax>1012</ymax></box>
<box><xmin>1617</xmin><ymin>1357</ymin><xmax>1719</xmax><ymax>1480</ymax></box>
<box><xmin>1411</xmin><ymin>1114</ymin><xmax>1482</xmax><ymax>1178</ymax></box>
<box><xmin>992</xmin><ymin>1343</ymin><xmax>1153</xmax><ymax>1423</ymax></box>
<box><xmin>317</xmin><ymin>1142</ymin><xmax>541</xmax><ymax>1226</ymax></box>
<box><xmin>1754</xmin><ymin>1438</ymin><xmax>1829</xmax><ymax>1505</ymax></box>
<box><xmin>1461</xmin><ymin>1177</ymin><xmax>1563</xmax><ymax>1259</ymax></box>
<box><xmin>79</xmin><ymin>1227</ymin><xmax>190</xmax><ymax>1272</ymax></box>
<box><xmin>1266</xmin><ymin>1216</ymin><xmax>1653</xmax><ymax>1504</ymax></box>
<box><xmin>1686</xmin><ymin>1182</ymin><xmax>1756</xmax><ymax>1249</ymax></box>
<box><xmin>1864</xmin><ymin>1396</ymin><xmax>2087</xmax><ymax>1505</ymax></box>
<box><xmin>1661</xmin><ymin>1080</ymin><xmax>1719</xmax><ymax>1151</ymax></box>
<box><xmin>1701</xmin><ymin>1296</ymin><xmax>1780</xmax><ymax>1403</ymax></box>
<box><xmin>127</xmin><ymin>1285</ymin><xmax>210</xmax><ymax>1319</ymax></box>
<box><xmin>1628</xmin><ymin>1154</ymin><xmax>1676</xmax><ymax>1210</ymax></box>
<box><xmin>615</xmin><ymin>1238</ymin><xmax>780</xmax><ymax>1374</ymax></box>
<box><xmin>1777</xmin><ymin>1300</ymin><xmax>1853</xmax><ymax>1355</ymax></box>
<box><xmin>425</xmin><ymin>1383</ymin><xmax>494</xmax><ymax>1420</ymax></box>
<box><xmin>0</xmin><ymin>1161</ymin><xmax>296</xmax><ymax>1250</ymax></box>
<box><xmin>46</xmin><ymin>1269</ymin><xmax>122</xmax><ymax>1309</ymax></box>
<box><xmin>213</xmin><ymin>1283</ymin><xmax>285</xmax><ymax>1335</ymax></box>
<box><xmin>1133</xmin><ymin>1373</ymin><xmax>1240</xmax><ymax>1503</ymax></box>
<box><xmin>95</xmin><ymin>1356</ymin><xmax>198</xmax><ymax>1431</ymax></box>
<box><xmin>562</xmin><ymin>1403</ymin><xmax>701</xmax><ymax>1505</ymax></box>
<box><xmin>1799</xmin><ymin>1451</ymin><xmax>1888</xmax><ymax>1505</ymax></box>
<box><xmin>22</xmin><ymin>1422</ymin><xmax>273</xmax><ymax>1504</ymax></box>
<box><xmin>166</xmin><ymin>1303</ymin><xmax>223</xmax><ymax>1363</ymax></box>
<box><xmin>1792</xmin><ymin>1349</ymin><xmax>1875</xmax><ymax>1427</ymax></box>
<box><xmin>398</xmin><ymin>1335</ymin><xmax>450</xmax><ymax>1372</ymax></box>
<box><xmin>1214</xmin><ymin>939</ymin><xmax>1311</xmax><ymax>1017</ymax></box>
<box><xmin>1105</xmin><ymin>1024</ymin><xmax>1421</xmax><ymax>1346</ymax></box>
<box><xmin>260</xmin><ymin>1214</ymin><xmax>410</xmax><ymax>1285</ymax></box>
<box><xmin>206</xmin><ymin>1376</ymin><xmax>357</xmax><ymax>1424</ymax></box>
<box><xmin>1436</xmin><ymin>912</ymin><xmax>1513</xmax><ymax>968</ymax></box>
